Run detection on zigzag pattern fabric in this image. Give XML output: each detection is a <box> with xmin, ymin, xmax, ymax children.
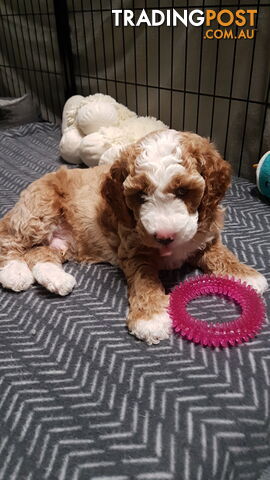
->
<box><xmin>0</xmin><ymin>123</ymin><xmax>269</xmax><ymax>480</ymax></box>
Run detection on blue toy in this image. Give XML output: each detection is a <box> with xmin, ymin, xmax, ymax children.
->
<box><xmin>255</xmin><ymin>151</ymin><xmax>270</xmax><ymax>199</ymax></box>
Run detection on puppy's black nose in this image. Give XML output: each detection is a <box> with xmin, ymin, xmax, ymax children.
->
<box><xmin>154</xmin><ymin>235</ymin><xmax>174</xmax><ymax>246</ymax></box>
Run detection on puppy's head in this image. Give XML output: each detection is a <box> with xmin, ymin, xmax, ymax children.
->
<box><xmin>102</xmin><ymin>129</ymin><xmax>231</xmax><ymax>256</ymax></box>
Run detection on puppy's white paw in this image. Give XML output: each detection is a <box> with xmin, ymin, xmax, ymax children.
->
<box><xmin>80</xmin><ymin>132</ymin><xmax>109</xmax><ymax>166</ymax></box>
<box><xmin>32</xmin><ymin>262</ymin><xmax>76</xmax><ymax>296</ymax></box>
<box><xmin>129</xmin><ymin>311</ymin><xmax>172</xmax><ymax>345</ymax></box>
<box><xmin>240</xmin><ymin>273</ymin><xmax>268</xmax><ymax>294</ymax></box>
<box><xmin>0</xmin><ymin>260</ymin><xmax>34</xmax><ymax>292</ymax></box>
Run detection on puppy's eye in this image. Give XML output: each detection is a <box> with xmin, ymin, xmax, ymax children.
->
<box><xmin>137</xmin><ymin>191</ymin><xmax>146</xmax><ymax>204</ymax></box>
<box><xmin>175</xmin><ymin>187</ymin><xmax>187</xmax><ymax>198</ymax></box>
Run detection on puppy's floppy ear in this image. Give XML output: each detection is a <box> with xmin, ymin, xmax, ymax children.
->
<box><xmin>197</xmin><ymin>140</ymin><xmax>231</xmax><ymax>222</ymax></box>
<box><xmin>101</xmin><ymin>148</ymin><xmax>136</xmax><ymax>228</ymax></box>
<box><xmin>183</xmin><ymin>133</ymin><xmax>231</xmax><ymax>223</ymax></box>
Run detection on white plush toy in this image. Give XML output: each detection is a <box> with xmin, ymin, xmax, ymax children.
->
<box><xmin>60</xmin><ymin>93</ymin><xmax>168</xmax><ymax>167</ymax></box>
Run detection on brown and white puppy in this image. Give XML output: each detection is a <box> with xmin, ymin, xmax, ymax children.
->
<box><xmin>0</xmin><ymin>130</ymin><xmax>267</xmax><ymax>344</ymax></box>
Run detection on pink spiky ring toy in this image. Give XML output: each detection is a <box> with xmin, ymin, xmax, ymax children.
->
<box><xmin>169</xmin><ymin>275</ymin><xmax>265</xmax><ymax>347</ymax></box>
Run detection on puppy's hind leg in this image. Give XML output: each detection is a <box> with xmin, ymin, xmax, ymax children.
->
<box><xmin>25</xmin><ymin>246</ymin><xmax>76</xmax><ymax>296</ymax></box>
<box><xmin>0</xmin><ymin>259</ymin><xmax>34</xmax><ymax>292</ymax></box>
<box><xmin>0</xmin><ymin>168</ymin><xmax>72</xmax><ymax>294</ymax></box>
<box><xmin>0</xmin><ymin>219</ymin><xmax>34</xmax><ymax>292</ymax></box>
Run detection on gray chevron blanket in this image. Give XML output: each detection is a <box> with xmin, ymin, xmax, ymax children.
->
<box><xmin>0</xmin><ymin>122</ymin><xmax>269</xmax><ymax>480</ymax></box>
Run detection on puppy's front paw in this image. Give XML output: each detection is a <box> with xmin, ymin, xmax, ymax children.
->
<box><xmin>128</xmin><ymin>311</ymin><xmax>172</xmax><ymax>345</ymax></box>
<box><xmin>0</xmin><ymin>260</ymin><xmax>34</xmax><ymax>292</ymax></box>
<box><xmin>32</xmin><ymin>262</ymin><xmax>76</xmax><ymax>296</ymax></box>
<box><xmin>240</xmin><ymin>272</ymin><xmax>268</xmax><ymax>294</ymax></box>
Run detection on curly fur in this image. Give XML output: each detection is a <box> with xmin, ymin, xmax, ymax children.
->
<box><xmin>0</xmin><ymin>130</ymin><xmax>267</xmax><ymax>344</ymax></box>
